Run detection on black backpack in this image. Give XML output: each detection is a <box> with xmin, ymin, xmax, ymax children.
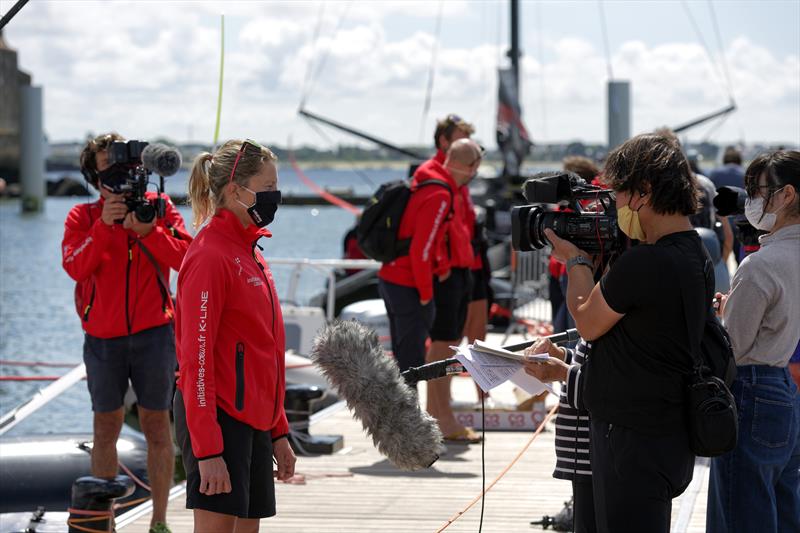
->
<box><xmin>357</xmin><ymin>178</ymin><xmax>451</xmax><ymax>263</ymax></box>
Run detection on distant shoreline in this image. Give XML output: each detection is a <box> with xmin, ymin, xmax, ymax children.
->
<box><xmin>44</xmin><ymin>159</ymin><xmax>565</xmax><ymax>173</ymax></box>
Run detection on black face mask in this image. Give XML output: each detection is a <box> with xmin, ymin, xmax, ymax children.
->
<box><xmin>97</xmin><ymin>164</ymin><xmax>130</xmax><ymax>193</ymax></box>
<box><xmin>239</xmin><ymin>187</ymin><xmax>281</xmax><ymax>228</ymax></box>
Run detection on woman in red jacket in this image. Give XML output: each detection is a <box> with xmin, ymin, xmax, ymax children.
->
<box><xmin>175</xmin><ymin>139</ymin><xmax>295</xmax><ymax>532</ymax></box>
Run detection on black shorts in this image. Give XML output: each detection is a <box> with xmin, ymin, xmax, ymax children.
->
<box><xmin>174</xmin><ymin>390</ymin><xmax>276</xmax><ymax>519</ymax></box>
<box><xmin>469</xmin><ymin>267</ymin><xmax>489</xmax><ymax>302</ymax></box>
<box><xmin>430</xmin><ymin>268</ymin><xmax>472</xmax><ymax>341</ymax></box>
<box><xmin>378</xmin><ymin>279</ymin><xmax>435</xmax><ymax>372</ymax></box>
<box><xmin>83</xmin><ymin>324</ymin><xmax>176</xmax><ymax>412</ymax></box>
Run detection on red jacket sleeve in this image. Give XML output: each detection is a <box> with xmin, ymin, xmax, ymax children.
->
<box><xmin>409</xmin><ymin>192</ymin><xmax>451</xmax><ymax>302</ymax></box>
<box><xmin>139</xmin><ymin>195</ymin><xmax>192</xmax><ymax>271</ymax></box>
<box><xmin>61</xmin><ymin>205</ymin><xmax>115</xmax><ymax>282</ymax></box>
<box><xmin>177</xmin><ymin>254</ymin><xmax>227</xmax><ymax>459</ymax></box>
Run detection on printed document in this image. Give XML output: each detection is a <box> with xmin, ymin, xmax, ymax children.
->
<box><xmin>452</xmin><ymin>344</ymin><xmax>554</xmax><ymax>396</ymax></box>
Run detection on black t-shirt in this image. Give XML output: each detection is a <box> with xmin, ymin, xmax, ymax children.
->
<box><xmin>582</xmin><ymin>230</ymin><xmax>709</xmax><ymax>435</ymax></box>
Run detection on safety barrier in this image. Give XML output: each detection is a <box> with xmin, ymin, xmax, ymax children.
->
<box><xmin>504</xmin><ymin>246</ymin><xmax>553</xmax><ymax>340</ymax></box>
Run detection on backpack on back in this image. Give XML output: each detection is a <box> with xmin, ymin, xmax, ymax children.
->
<box><xmin>357</xmin><ymin>178</ymin><xmax>451</xmax><ymax>263</ymax></box>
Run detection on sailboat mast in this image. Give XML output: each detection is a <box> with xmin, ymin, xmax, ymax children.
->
<box><xmin>509</xmin><ymin>0</ymin><xmax>521</xmax><ymax>96</ymax></box>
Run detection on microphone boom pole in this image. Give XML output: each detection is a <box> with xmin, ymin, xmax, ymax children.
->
<box><xmin>400</xmin><ymin>328</ymin><xmax>580</xmax><ymax>386</ymax></box>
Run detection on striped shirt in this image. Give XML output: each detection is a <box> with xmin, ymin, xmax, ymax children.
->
<box><xmin>553</xmin><ymin>339</ymin><xmax>592</xmax><ymax>481</ymax></box>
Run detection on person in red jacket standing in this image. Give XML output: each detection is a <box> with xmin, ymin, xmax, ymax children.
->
<box><xmin>175</xmin><ymin>139</ymin><xmax>295</xmax><ymax>532</ymax></box>
<box><xmin>423</xmin><ymin>137</ymin><xmax>484</xmax><ymax>443</ymax></box>
<box><xmin>62</xmin><ymin>133</ymin><xmax>192</xmax><ymax>533</ymax></box>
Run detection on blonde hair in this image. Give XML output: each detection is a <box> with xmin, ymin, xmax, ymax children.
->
<box><xmin>187</xmin><ymin>139</ymin><xmax>278</xmax><ymax>228</ymax></box>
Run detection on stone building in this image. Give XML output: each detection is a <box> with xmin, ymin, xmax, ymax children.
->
<box><xmin>0</xmin><ymin>29</ymin><xmax>31</xmax><ymax>183</ymax></box>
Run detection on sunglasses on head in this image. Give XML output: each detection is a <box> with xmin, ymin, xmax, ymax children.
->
<box><xmin>469</xmin><ymin>145</ymin><xmax>486</xmax><ymax>167</ymax></box>
<box><xmin>445</xmin><ymin>114</ymin><xmax>464</xmax><ymax>125</ymax></box>
<box><xmin>229</xmin><ymin>139</ymin><xmax>267</xmax><ymax>184</ymax></box>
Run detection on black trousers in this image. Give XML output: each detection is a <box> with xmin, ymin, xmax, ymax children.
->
<box><xmin>572</xmin><ymin>478</ymin><xmax>597</xmax><ymax>533</ymax></box>
<box><xmin>590</xmin><ymin>419</ymin><xmax>694</xmax><ymax>533</ymax></box>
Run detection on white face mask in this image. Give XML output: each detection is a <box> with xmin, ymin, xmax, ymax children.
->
<box><xmin>744</xmin><ymin>187</ymin><xmax>785</xmax><ymax>231</ymax></box>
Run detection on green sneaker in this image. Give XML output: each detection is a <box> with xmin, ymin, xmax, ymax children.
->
<box><xmin>149</xmin><ymin>523</ymin><xmax>172</xmax><ymax>533</ymax></box>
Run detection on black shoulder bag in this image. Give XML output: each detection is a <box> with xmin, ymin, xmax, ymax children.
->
<box><xmin>673</xmin><ymin>248</ymin><xmax>738</xmax><ymax>457</ymax></box>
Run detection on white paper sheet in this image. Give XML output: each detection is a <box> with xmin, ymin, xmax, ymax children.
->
<box><xmin>452</xmin><ymin>345</ymin><xmax>555</xmax><ymax>396</ymax></box>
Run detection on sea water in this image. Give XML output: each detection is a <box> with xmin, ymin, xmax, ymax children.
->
<box><xmin>0</xmin><ymin>166</ymin><xmax>405</xmax><ymax>436</ymax></box>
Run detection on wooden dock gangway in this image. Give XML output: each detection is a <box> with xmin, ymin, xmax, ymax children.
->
<box><xmin>120</xmin><ymin>374</ymin><xmax>710</xmax><ymax>533</ymax></box>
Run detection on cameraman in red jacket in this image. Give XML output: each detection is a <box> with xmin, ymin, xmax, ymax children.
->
<box><xmin>61</xmin><ymin>133</ymin><xmax>192</xmax><ymax>533</ymax></box>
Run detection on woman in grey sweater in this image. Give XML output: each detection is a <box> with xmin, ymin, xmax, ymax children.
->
<box><xmin>707</xmin><ymin>150</ymin><xmax>800</xmax><ymax>532</ymax></box>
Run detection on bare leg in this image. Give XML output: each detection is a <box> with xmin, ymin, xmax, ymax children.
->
<box><xmin>463</xmin><ymin>299</ymin><xmax>489</xmax><ymax>400</ymax></box>
<box><xmin>425</xmin><ymin>340</ymin><xmax>464</xmax><ymax>436</ymax></box>
<box><xmin>234</xmin><ymin>517</ymin><xmax>260</xmax><ymax>533</ymax></box>
<box><xmin>92</xmin><ymin>408</ymin><xmax>125</xmax><ymax>479</ymax></box>
<box><xmin>138</xmin><ymin>407</ymin><xmax>174</xmax><ymax>528</ymax></box>
<box><xmin>194</xmin><ymin>509</ymin><xmax>236</xmax><ymax>533</ymax></box>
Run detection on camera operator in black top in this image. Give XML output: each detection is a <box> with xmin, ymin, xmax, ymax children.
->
<box><xmin>515</xmin><ymin>133</ymin><xmax>707</xmax><ymax>533</ymax></box>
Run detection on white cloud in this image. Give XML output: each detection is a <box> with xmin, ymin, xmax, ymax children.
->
<box><xmin>3</xmin><ymin>1</ymin><xmax>798</xmax><ymax>148</ymax></box>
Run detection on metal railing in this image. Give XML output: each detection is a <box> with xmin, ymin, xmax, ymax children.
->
<box><xmin>505</xmin><ymin>247</ymin><xmax>552</xmax><ymax>338</ymax></box>
<box><xmin>267</xmin><ymin>258</ymin><xmax>381</xmax><ymax>322</ymax></box>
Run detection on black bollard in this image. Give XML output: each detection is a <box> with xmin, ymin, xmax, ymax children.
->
<box><xmin>68</xmin><ymin>475</ymin><xmax>134</xmax><ymax>533</ymax></box>
<box><xmin>284</xmin><ymin>384</ymin><xmax>343</xmax><ymax>455</ymax></box>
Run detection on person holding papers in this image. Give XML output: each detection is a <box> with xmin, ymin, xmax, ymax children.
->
<box><xmin>524</xmin><ymin>337</ymin><xmax>596</xmax><ymax>533</ymax></box>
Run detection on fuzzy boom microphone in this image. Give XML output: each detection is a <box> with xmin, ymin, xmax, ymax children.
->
<box><xmin>311</xmin><ymin>320</ymin><xmax>444</xmax><ymax>470</ymax></box>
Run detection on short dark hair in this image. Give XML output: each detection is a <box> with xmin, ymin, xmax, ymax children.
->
<box><xmin>80</xmin><ymin>132</ymin><xmax>125</xmax><ymax>187</ymax></box>
<box><xmin>603</xmin><ymin>133</ymin><xmax>700</xmax><ymax>216</ymax></box>
<box><xmin>433</xmin><ymin>114</ymin><xmax>475</xmax><ymax>150</ymax></box>
<box><xmin>722</xmin><ymin>146</ymin><xmax>742</xmax><ymax>165</ymax></box>
<box><xmin>563</xmin><ymin>156</ymin><xmax>600</xmax><ymax>182</ymax></box>
<box><xmin>744</xmin><ymin>150</ymin><xmax>800</xmax><ymax>216</ymax></box>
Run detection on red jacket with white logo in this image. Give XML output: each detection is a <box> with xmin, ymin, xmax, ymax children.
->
<box><xmin>378</xmin><ymin>155</ymin><xmax>457</xmax><ymax>302</ymax></box>
<box><xmin>176</xmin><ymin>208</ymin><xmax>289</xmax><ymax>459</ymax></box>
<box><xmin>61</xmin><ymin>193</ymin><xmax>192</xmax><ymax>339</ymax></box>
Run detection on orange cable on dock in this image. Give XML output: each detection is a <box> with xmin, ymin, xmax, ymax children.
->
<box><xmin>434</xmin><ymin>402</ymin><xmax>560</xmax><ymax>532</ymax></box>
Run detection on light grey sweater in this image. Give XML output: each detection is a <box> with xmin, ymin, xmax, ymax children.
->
<box><xmin>724</xmin><ymin>223</ymin><xmax>800</xmax><ymax>367</ymax></box>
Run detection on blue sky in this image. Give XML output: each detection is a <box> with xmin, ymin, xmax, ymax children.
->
<box><xmin>4</xmin><ymin>0</ymin><xmax>799</xmax><ymax>150</ymax></box>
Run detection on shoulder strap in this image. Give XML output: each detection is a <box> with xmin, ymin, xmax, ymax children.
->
<box><xmin>414</xmin><ymin>179</ymin><xmax>454</xmax><ymax>215</ymax></box>
<box><xmin>133</xmin><ymin>239</ymin><xmax>172</xmax><ymax>315</ymax></box>
<box><xmin>666</xmin><ymin>240</ymin><xmax>713</xmax><ymax>372</ymax></box>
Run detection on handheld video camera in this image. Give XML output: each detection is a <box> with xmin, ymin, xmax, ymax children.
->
<box><xmin>511</xmin><ymin>171</ymin><xmax>622</xmax><ymax>255</ymax></box>
<box><xmin>105</xmin><ymin>140</ymin><xmax>160</xmax><ymax>224</ymax></box>
<box><xmin>102</xmin><ymin>140</ymin><xmax>182</xmax><ymax>224</ymax></box>
<box><xmin>713</xmin><ymin>186</ymin><xmax>765</xmax><ymax>247</ymax></box>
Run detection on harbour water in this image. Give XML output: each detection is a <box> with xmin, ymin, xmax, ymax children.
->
<box><xmin>0</xmin><ymin>166</ymin><xmax>406</xmax><ymax>436</ymax></box>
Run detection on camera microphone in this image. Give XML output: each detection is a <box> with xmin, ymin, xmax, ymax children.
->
<box><xmin>311</xmin><ymin>320</ymin><xmax>444</xmax><ymax>471</ymax></box>
<box><xmin>141</xmin><ymin>143</ymin><xmax>182</xmax><ymax>177</ymax></box>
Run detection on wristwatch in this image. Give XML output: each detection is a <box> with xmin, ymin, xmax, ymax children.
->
<box><xmin>566</xmin><ymin>255</ymin><xmax>593</xmax><ymax>272</ymax></box>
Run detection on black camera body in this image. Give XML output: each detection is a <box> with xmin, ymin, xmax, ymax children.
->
<box><xmin>712</xmin><ymin>185</ymin><xmax>765</xmax><ymax>247</ymax></box>
<box><xmin>105</xmin><ymin>140</ymin><xmax>163</xmax><ymax>224</ymax></box>
<box><xmin>511</xmin><ymin>171</ymin><xmax>622</xmax><ymax>255</ymax></box>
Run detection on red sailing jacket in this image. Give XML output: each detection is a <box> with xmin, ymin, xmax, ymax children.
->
<box><xmin>61</xmin><ymin>193</ymin><xmax>192</xmax><ymax>339</ymax></box>
<box><xmin>378</xmin><ymin>155</ymin><xmax>457</xmax><ymax>302</ymax></box>
<box><xmin>421</xmin><ymin>150</ymin><xmax>474</xmax><ymax>273</ymax></box>
<box><xmin>462</xmin><ymin>186</ymin><xmax>483</xmax><ymax>271</ymax></box>
<box><xmin>176</xmin><ymin>208</ymin><xmax>289</xmax><ymax>459</ymax></box>
<box><xmin>446</xmin><ymin>182</ymin><xmax>476</xmax><ymax>270</ymax></box>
